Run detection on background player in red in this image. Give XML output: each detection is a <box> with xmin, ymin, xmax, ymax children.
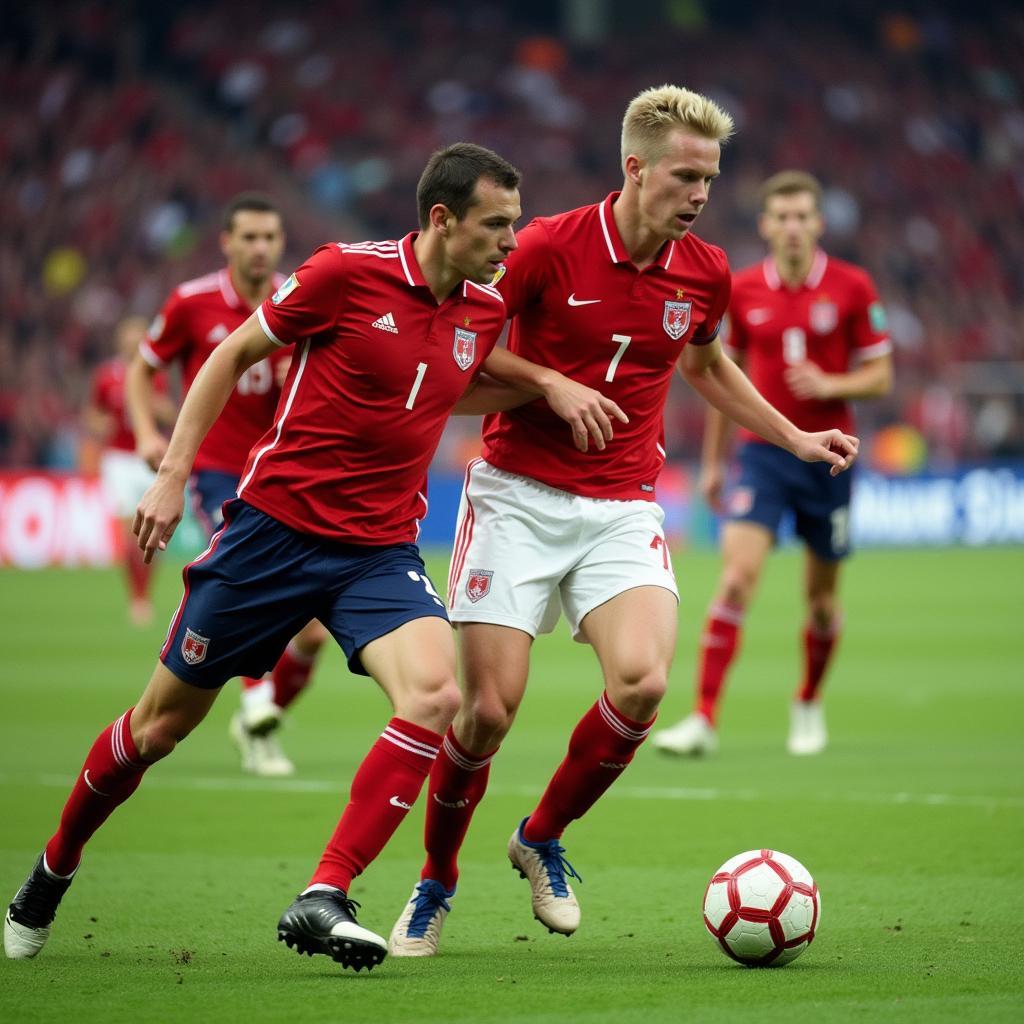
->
<box><xmin>4</xmin><ymin>143</ymin><xmax>622</xmax><ymax>972</ymax></box>
<box><xmin>389</xmin><ymin>90</ymin><xmax>860</xmax><ymax>958</ymax></box>
<box><xmin>653</xmin><ymin>170</ymin><xmax>893</xmax><ymax>758</ymax></box>
<box><xmin>82</xmin><ymin>315</ymin><xmax>175</xmax><ymax>625</ymax></box>
<box><xmin>127</xmin><ymin>193</ymin><xmax>327</xmax><ymax>777</ymax></box>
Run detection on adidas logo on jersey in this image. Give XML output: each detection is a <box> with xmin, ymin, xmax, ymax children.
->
<box><xmin>371</xmin><ymin>312</ymin><xmax>399</xmax><ymax>333</ymax></box>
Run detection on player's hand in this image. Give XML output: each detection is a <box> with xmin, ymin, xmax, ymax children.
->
<box><xmin>784</xmin><ymin>362</ymin><xmax>833</xmax><ymax>401</ymax></box>
<box><xmin>791</xmin><ymin>429</ymin><xmax>860</xmax><ymax>476</ymax></box>
<box><xmin>133</xmin><ymin>474</ymin><xmax>185</xmax><ymax>564</ymax></box>
<box><xmin>541</xmin><ymin>374</ymin><xmax>629</xmax><ymax>452</ymax></box>
<box><xmin>137</xmin><ymin>433</ymin><xmax>169</xmax><ymax>472</ymax></box>
<box><xmin>698</xmin><ymin>464</ymin><xmax>727</xmax><ymax>514</ymax></box>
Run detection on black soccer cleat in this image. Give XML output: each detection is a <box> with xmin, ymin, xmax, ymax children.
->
<box><xmin>4</xmin><ymin>854</ymin><xmax>75</xmax><ymax>960</ymax></box>
<box><xmin>277</xmin><ymin>889</ymin><xmax>387</xmax><ymax>972</ymax></box>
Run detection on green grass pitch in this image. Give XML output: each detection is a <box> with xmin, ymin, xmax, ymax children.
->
<box><xmin>1</xmin><ymin>546</ymin><xmax>1021</xmax><ymax>1023</ymax></box>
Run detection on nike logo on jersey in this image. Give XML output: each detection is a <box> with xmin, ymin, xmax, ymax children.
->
<box><xmin>372</xmin><ymin>312</ymin><xmax>399</xmax><ymax>333</ymax></box>
<box><xmin>83</xmin><ymin>770</ymin><xmax>110</xmax><ymax>797</ymax></box>
<box><xmin>567</xmin><ymin>294</ymin><xmax>601</xmax><ymax>306</ymax></box>
<box><xmin>389</xmin><ymin>795</ymin><xmax>412</xmax><ymax>809</ymax></box>
<box><xmin>746</xmin><ymin>308</ymin><xmax>774</xmax><ymax>325</ymax></box>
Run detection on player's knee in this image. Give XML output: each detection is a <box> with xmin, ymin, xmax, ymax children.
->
<box><xmin>466</xmin><ymin>690</ymin><xmax>517</xmax><ymax>741</ymax></box>
<box><xmin>612</xmin><ymin>665</ymin><xmax>668</xmax><ymax>717</ymax></box>
<box><xmin>132</xmin><ymin>713</ymin><xmax>192</xmax><ymax>762</ymax></box>
<box><xmin>720</xmin><ymin>569</ymin><xmax>756</xmax><ymax>607</ymax></box>
<box><xmin>406</xmin><ymin>673</ymin><xmax>462</xmax><ymax>729</ymax></box>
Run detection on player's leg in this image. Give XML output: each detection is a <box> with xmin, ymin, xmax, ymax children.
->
<box><xmin>278</xmin><ymin>548</ymin><xmax>455</xmax><ymax>971</ymax></box>
<box><xmin>787</xmin><ymin>461</ymin><xmax>851</xmax><ymax>755</ymax></box>
<box><xmin>390</xmin><ymin>622</ymin><xmax>532</xmax><ymax>956</ymax></box>
<box><xmin>787</xmin><ymin>551</ymin><xmax>842</xmax><ymax>755</ymax></box>
<box><xmin>4</xmin><ymin>663</ymin><xmax>219</xmax><ymax>960</ymax></box>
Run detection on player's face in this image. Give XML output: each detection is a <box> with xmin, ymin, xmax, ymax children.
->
<box><xmin>443</xmin><ymin>178</ymin><xmax>520</xmax><ymax>285</ymax></box>
<box><xmin>221</xmin><ymin>211</ymin><xmax>285</xmax><ymax>286</ymax></box>
<box><xmin>634</xmin><ymin>128</ymin><xmax>721</xmax><ymax>241</ymax></box>
<box><xmin>759</xmin><ymin>192</ymin><xmax>823</xmax><ymax>265</ymax></box>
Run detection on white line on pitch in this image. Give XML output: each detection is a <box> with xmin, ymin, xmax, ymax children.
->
<box><xmin>6</xmin><ymin>772</ymin><xmax>1022</xmax><ymax>811</ymax></box>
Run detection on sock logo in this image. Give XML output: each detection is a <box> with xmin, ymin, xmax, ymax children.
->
<box><xmin>433</xmin><ymin>793</ymin><xmax>470</xmax><ymax>809</ymax></box>
<box><xmin>83</xmin><ymin>769</ymin><xmax>110</xmax><ymax>796</ymax></box>
<box><xmin>389</xmin><ymin>795</ymin><xmax>412</xmax><ymax>810</ymax></box>
<box><xmin>599</xmin><ymin>761</ymin><xmax>629</xmax><ymax>771</ymax></box>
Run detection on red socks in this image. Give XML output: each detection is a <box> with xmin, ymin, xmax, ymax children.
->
<box><xmin>523</xmin><ymin>693</ymin><xmax>654</xmax><ymax>842</ymax></box>
<box><xmin>696</xmin><ymin>601</ymin><xmax>744</xmax><ymax>724</ymax></box>
<box><xmin>797</xmin><ymin>618</ymin><xmax>841</xmax><ymax>702</ymax></box>
<box><xmin>44</xmin><ymin>709</ymin><xmax>149</xmax><ymax>876</ymax></box>
<box><xmin>270</xmin><ymin>642</ymin><xmax>316</xmax><ymax>711</ymax></box>
<box><xmin>421</xmin><ymin>728</ymin><xmax>497</xmax><ymax>890</ymax></box>
<box><xmin>311</xmin><ymin>718</ymin><xmax>441</xmax><ymax>892</ymax></box>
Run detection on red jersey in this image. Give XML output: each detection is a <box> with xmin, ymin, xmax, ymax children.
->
<box><xmin>89</xmin><ymin>358</ymin><xmax>168</xmax><ymax>452</ymax></box>
<box><xmin>140</xmin><ymin>268</ymin><xmax>288</xmax><ymax>475</ymax></box>
<box><xmin>239</xmin><ymin>234</ymin><xmax>505</xmax><ymax>544</ymax></box>
<box><xmin>727</xmin><ymin>251</ymin><xmax>892</xmax><ymax>441</ymax></box>
<box><xmin>484</xmin><ymin>193</ymin><xmax>730</xmax><ymax>500</ymax></box>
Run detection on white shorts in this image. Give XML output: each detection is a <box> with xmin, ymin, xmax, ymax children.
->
<box><xmin>448</xmin><ymin>459</ymin><xmax>678</xmax><ymax>642</ymax></box>
<box><xmin>100</xmin><ymin>449</ymin><xmax>156</xmax><ymax>519</ymax></box>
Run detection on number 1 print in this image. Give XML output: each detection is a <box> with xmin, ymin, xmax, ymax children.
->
<box><xmin>405</xmin><ymin>362</ymin><xmax>428</xmax><ymax>409</ymax></box>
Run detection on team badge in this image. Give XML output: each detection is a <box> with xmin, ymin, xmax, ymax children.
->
<box><xmin>663</xmin><ymin>300</ymin><xmax>692</xmax><ymax>340</ymax></box>
<box><xmin>466</xmin><ymin>569</ymin><xmax>493</xmax><ymax>603</ymax></box>
<box><xmin>728</xmin><ymin>486</ymin><xmax>755</xmax><ymax>518</ymax></box>
<box><xmin>809</xmin><ymin>300</ymin><xmax>838</xmax><ymax>334</ymax></box>
<box><xmin>271</xmin><ymin>273</ymin><xmax>300</xmax><ymax>305</ymax></box>
<box><xmin>453</xmin><ymin>327</ymin><xmax>477</xmax><ymax>371</ymax></box>
<box><xmin>181</xmin><ymin>627</ymin><xmax>210</xmax><ymax>665</ymax></box>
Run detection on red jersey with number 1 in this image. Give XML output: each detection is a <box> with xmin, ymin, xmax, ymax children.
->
<box><xmin>727</xmin><ymin>251</ymin><xmax>892</xmax><ymax>442</ymax></box>
<box><xmin>239</xmin><ymin>234</ymin><xmax>505</xmax><ymax>544</ymax></box>
<box><xmin>139</xmin><ymin>267</ymin><xmax>288</xmax><ymax>475</ymax></box>
<box><xmin>484</xmin><ymin>192</ymin><xmax>731</xmax><ymax>500</ymax></box>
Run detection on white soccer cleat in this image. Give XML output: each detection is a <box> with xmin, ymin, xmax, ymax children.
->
<box><xmin>388</xmin><ymin>880</ymin><xmax>454</xmax><ymax>957</ymax></box>
<box><xmin>652</xmin><ymin>712</ymin><xmax>718</xmax><ymax>757</ymax></box>
<box><xmin>230</xmin><ymin>713</ymin><xmax>296</xmax><ymax>777</ymax></box>
<box><xmin>239</xmin><ymin>699</ymin><xmax>283</xmax><ymax>736</ymax></box>
<box><xmin>4</xmin><ymin>913</ymin><xmax>50</xmax><ymax>960</ymax></box>
<box><xmin>508</xmin><ymin>819</ymin><xmax>581</xmax><ymax>936</ymax></box>
<box><xmin>4</xmin><ymin>855</ymin><xmax>75</xmax><ymax>960</ymax></box>
<box><xmin>787</xmin><ymin>700</ymin><xmax>828</xmax><ymax>756</ymax></box>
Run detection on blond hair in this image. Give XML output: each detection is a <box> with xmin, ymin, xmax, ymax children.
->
<box><xmin>759</xmin><ymin>170</ymin><xmax>823</xmax><ymax>209</ymax></box>
<box><xmin>621</xmin><ymin>85</ymin><xmax>734</xmax><ymax>168</ymax></box>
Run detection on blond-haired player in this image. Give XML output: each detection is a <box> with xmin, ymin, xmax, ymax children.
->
<box><xmin>389</xmin><ymin>88</ymin><xmax>860</xmax><ymax>956</ymax></box>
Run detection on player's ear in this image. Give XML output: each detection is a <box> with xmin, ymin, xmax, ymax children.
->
<box><xmin>624</xmin><ymin>154</ymin><xmax>644</xmax><ymax>187</ymax></box>
<box><xmin>219</xmin><ymin>230</ymin><xmax>232</xmax><ymax>258</ymax></box>
<box><xmin>429</xmin><ymin>204</ymin><xmax>454</xmax><ymax>236</ymax></box>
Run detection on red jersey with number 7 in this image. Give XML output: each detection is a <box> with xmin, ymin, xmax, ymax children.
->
<box><xmin>140</xmin><ymin>268</ymin><xmax>288</xmax><ymax>475</ymax></box>
<box><xmin>484</xmin><ymin>192</ymin><xmax>731</xmax><ymax>500</ymax></box>
<box><xmin>240</xmin><ymin>235</ymin><xmax>505</xmax><ymax>544</ymax></box>
<box><xmin>726</xmin><ymin>251</ymin><xmax>892</xmax><ymax>442</ymax></box>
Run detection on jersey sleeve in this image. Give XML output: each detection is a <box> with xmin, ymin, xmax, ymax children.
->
<box><xmin>691</xmin><ymin>255</ymin><xmax>732</xmax><ymax>346</ymax></box>
<box><xmin>849</xmin><ymin>270</ymin><xmax>892</xmax><ymax>361</ymax></box>
<box><xmin>493</xmin><ymin>220</ymin><xmax>552</xmax><ymax>318</ymax></box>
<box><xmin>140</xmin><ymin>290</ymin><xmax>190</xmax><ymax>369</ymax></box>
<box><xmin>257</xmin><ymin>244</ymin><xmax>346</xmax><ymax>347</ymax></box>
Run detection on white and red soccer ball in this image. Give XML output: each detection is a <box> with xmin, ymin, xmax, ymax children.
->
<box><xmin>703</xmin><ymin>849</ymin><xmax>821</xmax><ymax>966</ymax></box>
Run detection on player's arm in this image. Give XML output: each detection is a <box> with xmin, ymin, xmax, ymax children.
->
<box><xmin>133</xmin><ymin>314</ymin><xmax>277</xmax><ymax>562</ymax></box>
<box><xmin>696</xmin><ymin>352</ymin><xmax>743</xmax><ymax>515</ymax></box>
<box><xmin>784</xmin><ymin>352</ymin><xmax>893</xmax><ymax>402</ymax></box>
<box><xmin>677</xmin><ymin>339</ymin><xmax>858</xmax><ymax>475</ymax></box>
<box><xmin>455</xmin><ymin>346</ymin><xmax>628</xmax><ymax>452</ymax></box>
<box><xmin>126</xmin><ymin>353</ymin><xmax>172</xmax><ymax>471</ymax></box>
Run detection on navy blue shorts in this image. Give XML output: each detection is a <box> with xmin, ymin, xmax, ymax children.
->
<box><xmin>161</xmin><ymin>500</ymin><xmax>449</xmax><ymax>688</ymax></box>
<box><xmin>725</xmin><ymin>442</ymin><xmax>853</xmax><ymax>561</ymax></box>
<box><xmin>188</xmin><ymin>469</ymin><xmax>240</xmax><ymax>539</ymax></box>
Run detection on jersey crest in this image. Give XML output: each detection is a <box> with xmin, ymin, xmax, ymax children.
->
<box><xmin>663</xmin><ymin>300</ymin><xmax>692</xmax><ymax>340</ymax></box>
<box><xmin>809</xmin><ymin>299</ymin><xmax>838</xmax><ymax>335</ymax></box>
<box><xmin>181</xmin><ymin>627</ymin><xmax>210</xmax><ymax>665</ymax></box>
<box><xmin>466</xmin><ymin>569</ymin><xmax>493</xmax><ymax>602</ymax></box>
<box><xmin>271</xmin><ymin>274</ymin><xmax>300</xmax><ymax>305</ymax></box>
<box><xmin>453</xmin><ymin>327</ymin><xmax>477</xmax><ymax>371</ymax></box>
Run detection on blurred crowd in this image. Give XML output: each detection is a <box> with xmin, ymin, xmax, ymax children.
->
<box><xmin>2</xmin><ymin>0</ymin><xmax>1022</xmax><ymax>471</ymax></box>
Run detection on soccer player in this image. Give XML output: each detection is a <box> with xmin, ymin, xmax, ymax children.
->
<box><xmin>128</xmin><ymin>192</ymin><xmax>325</xmax><ymax>777</ymax></box>
<box><xmin>83</xmin><ymin>316</ymin><xmax>175</xmax><ymax>626</ymax></box>
<box><xmin>3</xmin><ymin>143</ymin><xmax>623</xmax><ymax>972</ymax></box>
<box><xmin>654</xmin><ymin>170</ymin><xmax>892</xmax><ymax>758</ymax></box>
<box><xmin>388</xmin><ymin>89</ymin><xmax>860</xmax><ymax>957</ymax></box>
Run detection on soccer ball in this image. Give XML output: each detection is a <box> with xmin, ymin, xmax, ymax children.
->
<box><xmin>702</xmin><ymin>849</ymin><xmax>821</xmax><ymax>966</ymax></box>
